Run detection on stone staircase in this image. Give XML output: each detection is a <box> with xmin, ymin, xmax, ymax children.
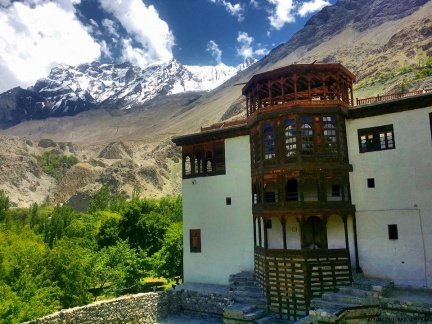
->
<box><xmin>223</xmin><ymin>271</ymin><xmax>284</xmax><ymax>323</ymax></box>
<box><xmin>297</xmin><ymin>277</ymin><xmax>394</xmax><ymax>323</ymax></box>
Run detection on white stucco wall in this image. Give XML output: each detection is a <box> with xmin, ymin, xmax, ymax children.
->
<box><xmin>346</xmin><ymin>105</ymin><xmax>432</xmax><ymax>288</ymax></box>
<box><xmin>182</xmin><ymin>135</ymin><xmax>254</xmax><ymax>285</ymax></box>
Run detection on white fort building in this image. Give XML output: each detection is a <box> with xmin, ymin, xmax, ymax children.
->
<box><xmin>172</xmin><ymin>63</ymin><xmax>432</xmax><ymax>321</ymax></box>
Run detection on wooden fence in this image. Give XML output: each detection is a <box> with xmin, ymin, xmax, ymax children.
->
<box><xmin>356</xmin><ymin>88</ymin><xmax>432</xmax><ymax>106</ymax></box>
<box><xmin>254</xmin><ymin>247</ymin><xmax>352</xmax><ymax>321</ymax></box>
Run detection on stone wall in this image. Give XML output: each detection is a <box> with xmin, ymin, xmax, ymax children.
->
<box><xmin>24</xmin><ymin>286</ymin><xmax>231</xmax><ymax>324</ymax></box>
<box><xmin>25</xmin><ymin>292</ymin><xmax>169</xmax><ymax>324</ymax></box>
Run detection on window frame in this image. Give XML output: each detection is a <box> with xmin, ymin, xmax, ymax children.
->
<box><xmin>190</xmin><ymin>229</ymin><xmax>201</xmax><ymax>253</ymax></box>
<box><xmin>358</xmin><ymin>124</ymin><xmax>395</xmax><ymax>153</ymax></box>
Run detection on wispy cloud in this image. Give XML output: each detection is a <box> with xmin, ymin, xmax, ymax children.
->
<box><xmin>209</xmin><ymin>0</ymin><xmax>245</xmax><ymax>21</ymax></box>
<box><xmin>236</xmin><ymin>31</ymin><xmax>269</xmax><ymax>60</ymax></box>
<box><xmin>206</xmin><ymin>40</ymin><xmax>222</xmax><ymax>64</ymax></box>
<box><xmin>298</xmin><ymin>0</ymin><xmax>331</xmax><ymax>17</ymax></box>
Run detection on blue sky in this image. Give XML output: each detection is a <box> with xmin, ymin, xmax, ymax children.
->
<box><xmin>0</xmin><ymin>0</ymin><xmax>336</xmax><ymax>93</ymax></box>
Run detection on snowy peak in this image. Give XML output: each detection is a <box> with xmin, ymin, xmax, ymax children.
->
<box><xmin>0</xmin><ymin>57</ymin><xmax>259</xmax><ymax>125</ymax></box>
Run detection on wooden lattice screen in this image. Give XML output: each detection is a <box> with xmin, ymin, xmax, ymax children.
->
<box><xmin>254</xmin><ymin>247</ymin><xmax>352</xmax><ymax>321</ymax></box>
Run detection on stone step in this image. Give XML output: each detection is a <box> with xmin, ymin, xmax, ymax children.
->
<box><xmin>253</xmin><ymin>313</ymin><xmax>290</xmax><ymax>323</ymax></box>
<box><xmin>224</xmin><ymin>303</ymin><xmax>257</xmax><ymax>320</ymax></box>
<box><xmin>244</xmin><ymin>308</ymin><xmax>268</xmax><ymax>321</ymax></box>
<box><xmin>232</xmin><ymin>289</ymin><xmax>264</xmax><ymax>298</ymax></box>
<box><xmin>294</xmin><ymin>315</ymin><xmax>311</xmax><ymax>324</ymax></box>
<box><xmin>232</xmin><ymin>295</ymin><xmax>267</xmax><ymax>307</ymax></box>
<box><xmin>352</xmin><ymin>278</ymin><xmax>394</xmax><ymax>296</ymax></box>
<box><xmin>308</xmin><ymin>307</ymin><xmax>341</xmax><ymax>322</ymax></box>
<box><xmin>338</xmin><ymin>286</ymin><xmax>380</xmax><ymax>299</ymax></box>
<box><xmin>321</xmin><ymin>292</ymin><xmax>379</xmax><ymax>306</ymax></box>
<box><xmin>310</xmin><ymin>298</ymin><xmax>358</xmax><ymax>310</ymax></box>
<box><xmin>231</xmin><ymin>284</ymin><xmax>262</xmax><ymax>292</ymax></box>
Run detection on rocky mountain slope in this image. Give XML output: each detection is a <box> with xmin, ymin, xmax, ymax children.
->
<box><xmin>1</xmin><ymin>0</ymin><xmax>431</xmax><ymax>208</ymax></box>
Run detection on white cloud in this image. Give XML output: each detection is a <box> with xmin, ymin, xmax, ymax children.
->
<box><xmin>98</xmin><ymin>0</ymin><xmax>175</xmax><ymax>67</ymax></box>
<box><xmin>236</xmin><ymin>31</ymin><xmax>269</xmax><ymax>60</ymax></box>
<box><xmin>266</xmin><ymin>0</ymin><xmax>332</xmax><ymax>30</ymax></box>
<box><xmin>298</xmin><ymin>0</ymin><xmax>331</xmax><ymax>17</ymax></box>
<box><xmin>209</xmin><ymin>0</ymin><xmax>244</xmax><ymax>21</ymax></box>
<box><xmin>267</xmin><ymin>0</ymin><xmax>296</xmax><ymax>30</ymax></box>
<box><xmin>206</xmin><ymin>40</ymin><xmax>222</xmax><ymax>64</ymax></box>
<box><xmin>0</xmin><ymin>0</ymin><xmax>101</xmax><ymax>93</ymax></box>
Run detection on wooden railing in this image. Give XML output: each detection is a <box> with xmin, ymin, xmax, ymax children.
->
<box><xmin>356</xmin><ymin>88</ymin><xmax>432</xmax><ymax>106</ymax></box>
<box><xmin>254</xmin><ymin>247</ymin><xmax>352</xmax><ymax>321</ymax></box>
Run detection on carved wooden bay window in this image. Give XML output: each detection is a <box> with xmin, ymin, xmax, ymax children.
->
<box><xmin>182</xmin><ymin>141</ymin><xmax>225</xmax><ymax>178</ymax></box>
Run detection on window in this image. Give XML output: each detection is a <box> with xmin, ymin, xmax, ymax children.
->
<box><xmin>263</xmin><ymin>122</ymin><xmax>276</xmax><ymax>159</ymax></box>
<box><xmin>323</xmin><ymin>117</ymin><xmax>338</xmax><ymax>157</ymax></box>
<box><xmin>182</xmin><ymin>141</ymin><xmax>225</xmax><ymax>178</ymax></box>
<box><xmin>226</xmin><ymin>197</ymin><xmax>232</xmax><ymax>205</ymax></box>
<box><xmin>388</xmin><ymin>224</ymin><xmax>398</xmax><ymax>240</ymax></box>
<box><xmin>332</xmin><ymin>184</ymin><xmax>341</xmax><ymax>197</ymax></box>
<box><xmin>358</xmin><ymin>125</ymin><xmax>395</xmax><ymax>153</ymax></box>
<box><xmin>286</xmin><ymin>178</ymin><xmax>298</xmax><ymax>201</ymax></box>
<box><xmin>190</xmin><ymin>229</ymin><xmax>201</xmax><ymax>253</ymax></box>
<box><xmin>284</xmin><ymin>118</ymin><xmax>297</xmax><ymax>157</ymax></box>
<box><xmin>300</xmin><ymin>117</ymin><xmax>314</xmax><ymax>156</ymax></box>
<box><xmin>367</xmin><ymin>178</ymin><xmax>375</xmax><ymax>188</ymax></box>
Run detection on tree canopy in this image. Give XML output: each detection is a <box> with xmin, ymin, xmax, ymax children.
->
<box><xmin>0</xmin><ymin>188</ymin><xmax>183</xmax><ymax>323</ymax></box>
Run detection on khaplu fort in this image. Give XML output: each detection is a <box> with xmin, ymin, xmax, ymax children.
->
<box><xmin>173</xmin><ymin>63</ymin><xmax>432</xmax><ymax>323</ymax></box>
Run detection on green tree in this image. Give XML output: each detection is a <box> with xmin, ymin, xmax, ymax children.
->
<box><xmin>35</xmin><ymin>152</ymin><xmax>79</xmax><ymax>182</ymax></box>
<box><xmin>44</xmin><ymin>205</ymin><xmax>76</xmax><ymax>248</ymax></box>
<box><xmin>87</xmin><ymin>186</ymin><xmax>111</xmax><ymax>214</ymax></box>
<box><xmin>152</xmin><ymin>222</ymin><xmax>183</xmax><ymax>279</ymax></box>
<box><xmin>46</xmin><ymin>239</ymin><xmax>94</xmax><ymax>308</ymax></box>
<box><xmin>0</xmin><ymin>190</ymin><xmax>10</xmax><ymax>223</ymax></box>
<box><xmin>93</xmin><ymin>240</ymin><xmax>144</xmax><ymax>296</ymax></box>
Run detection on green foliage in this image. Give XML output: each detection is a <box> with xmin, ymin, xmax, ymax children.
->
<box><xmin>35</xmin><ymin>151</ymin><xmax>79</xmax><ymax>182</ymax></box>
<box><xmin>151</xmin><ymin>222</ymin><xmax>183</xmax><ymax>279</ymax></box>
<box><xmin>93</xmin><ymin>240</ymin><xmax>145</xmax><ymax>296</ymax></box>
<box><xmin>43</xmin><ymin>205</ymin><xmax>76</xmax><ymax>248</ymax></box>
<box><xmin>0</xmin><ymin>191</ymin><xmax>183</xmax><ymax>322</ymax></box>
<box><xmin>87</xmin><ymin>186</ymin><xmax>127</xmax><ymax>214</ymax></box>
<box><xmin>0</xmin><ymin>190</ymin><xmax>10</xmax><ymax>223</ymax></box>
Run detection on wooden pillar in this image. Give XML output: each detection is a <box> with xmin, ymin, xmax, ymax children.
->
<box><xmin>293</xmin><ymin>74</ymin><xmax>298</xmax><ymax>101</ymax></box>
<box><xmin>307</xmin><ymin>75</ymin><xmax>311</xmax><ymax>100</ymax></box>
<box><xmin>282</xmin><ymin>217</ymin><xmax>287</xmax><ymax>249</ymax></box>
<box><xmin>350</xmin><ymin>82</ymin><xmax>354</xmax><ymax>106</ymax></box>
<box><xmin>352</xmin><ymin>213</ymin><xmax>363</xmax><ymax>273</ymax></box>
<box><xmin>343</xmin><ymin>215</ymin><xmax>349</xmax><ymax>251</ymax></box>
<box><xmin>253</xmin><ymin>216</ymin><xmax>257</xmax><ymax>246</ymax></box>
<box><xmin>268</xmin><ymin>80</ymin><xmax>272</xmax><ymax>106</ymax></box>
<box><xmin>258</xmin><ymin>216</ymin><xmax>262</xmax><ymax>247</ymax></box>
<box><xmin>322</xmin><ymin>215</ymin><xmax>328</xmax><ymax>249</ymax></box>
<box><xmin>264</xmin><ymin>217</ymin><xmax>269</xmax><ymax>249</ymax></box>
<box><xmin>322</xmin><ymin>73</ymin><xmax>327</xmax><ymax>99</ymax></box>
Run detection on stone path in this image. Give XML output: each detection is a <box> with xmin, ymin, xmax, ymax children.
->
<box><xmin>157</xmin><ymin>313</ymin><xmax>223</xmax><ymax>324</ymax></box>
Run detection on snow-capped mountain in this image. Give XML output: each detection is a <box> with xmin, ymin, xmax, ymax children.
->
<box><xmin>0</xmin><ymin>58</ymin><xmax>256</xmax><ymax>128</ymax></box>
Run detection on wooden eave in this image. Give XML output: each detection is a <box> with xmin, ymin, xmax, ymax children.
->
<box><xmin>242</xmin><ymin>63</ymin><xmax>356</xmax><ymax>95</ymax></box>
<box><xmin>172</xmin><ymin>124</ymin><xmax>249</xmax><ymax>146</ymax></box>
<box><xmin>348</xmin><ymin>91</ymin><xmax>432</xmax><ymax>119</ymax></box>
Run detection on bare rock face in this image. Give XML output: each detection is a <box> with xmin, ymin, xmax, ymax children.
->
<box><xmin>48</xmin><ymin>163</ymin><xmax>102</xmax><ymax>206</ymax></box>
<box><xmin>0</xmin><ymin>136</ymin><xmax>56</xmax><ymax>207</ymax></box>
